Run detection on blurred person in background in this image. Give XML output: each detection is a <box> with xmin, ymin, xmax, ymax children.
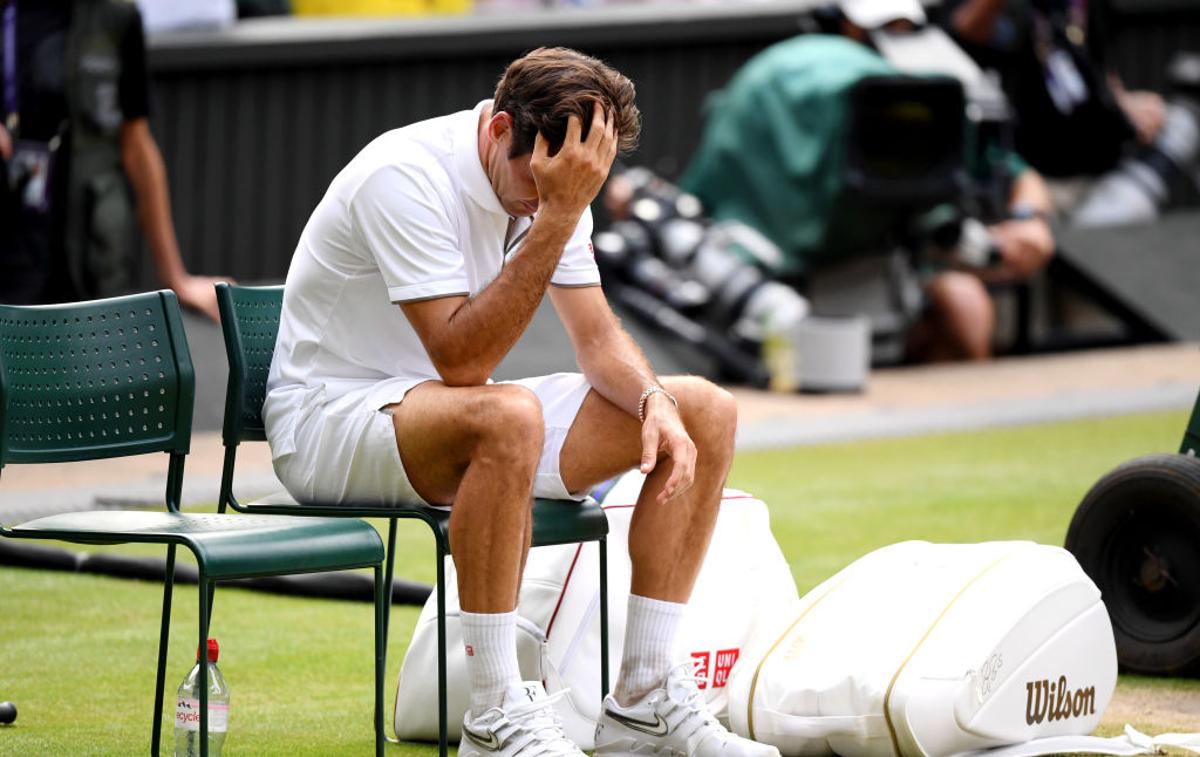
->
<box><xmin>679</xmin><ymin>0</ymin><xmax>1056</xmax><ymax>361</ymax></box>
<box><xmin>942</xmin><ymin>0</ymin><xmax>1200</xmax><ymax>226</ymax></box>
<box><xmin>0</xmin><ymin>0</ymin><xmax>227</xmax><ymax>319</ymax></box>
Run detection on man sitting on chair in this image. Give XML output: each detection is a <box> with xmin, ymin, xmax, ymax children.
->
<box><xmin>263</xmin><ymin>47</ymin><xmax>778</xmax><ymax>757</ymax></box>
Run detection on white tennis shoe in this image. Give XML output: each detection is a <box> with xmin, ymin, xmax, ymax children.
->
<box><xmin>459</xmin><ymin>681</ymin><xmax>585</xmax><ymax>757</ymax></box>
<box><xmin>594</xmin><ymin>663</ymin><xmax>782</xmax><ymax>757</ymax></box>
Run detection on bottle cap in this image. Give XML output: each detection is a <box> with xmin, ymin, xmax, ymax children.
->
<box><xmin>196</xmin><ymin>637</ymin><xmax>219</xmax><ymax>663</ymax></box>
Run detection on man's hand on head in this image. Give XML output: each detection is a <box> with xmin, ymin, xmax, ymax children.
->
<box><xmin>530</xmin><ymin>102</ymin><xmax>618</xmax><ymax>222</ymax></box>
<box><xmin>639</xmin><ymin>392</ymin><xmax>697</xmax><ymax>506</ymax></box>
<box><xmin>0</xmin><ymin>124</ymin><xmax>11</xmax><ymax>162</ymax></box>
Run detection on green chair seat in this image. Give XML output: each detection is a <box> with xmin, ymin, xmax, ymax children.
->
<box><xmin>248</xmin><ymin>490</ymin><xmax>608</xmax><ymax>548</ymax></box>
<box><xmin>528</xmin><ymin>498</ymin><xmax>609</xmax><ymax>546</ymax></box>
<box><xmin>9</xmin><ymin>511</ymin><xmax>383</xmax><ymax>579</ymax></box>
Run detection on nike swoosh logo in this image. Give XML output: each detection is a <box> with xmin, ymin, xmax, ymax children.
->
<box><xmin>462</xmin><ymin>725</ymin><xmax>502</xmax><ymax>751</ymax></box>
<box><xmin>605</xmin><ymin>709</ymin><xmax>669</xmax><ymax>737</ymax></box>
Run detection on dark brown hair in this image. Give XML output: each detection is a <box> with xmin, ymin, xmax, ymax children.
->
<box><xmin>493</xmin><ymin>47</ymin><xmax>641</xmax><ymax>159</ymax></box>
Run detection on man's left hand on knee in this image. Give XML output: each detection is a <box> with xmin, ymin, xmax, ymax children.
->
<box><xmin>640</xmin><ymin>391</ymin><xmax>697</xmax><ymax>505</ymax></box>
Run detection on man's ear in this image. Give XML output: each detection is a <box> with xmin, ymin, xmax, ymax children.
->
<box><xmin>487</xmin><ymin>111</ymin><xmax>514</xmax><ymax>144</ymax></box>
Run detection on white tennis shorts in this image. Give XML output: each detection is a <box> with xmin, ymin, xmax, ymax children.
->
<box><xmin>273</xmin><ymin>372</ymin><xmax>595</xmax><ymax>507</ymax></box>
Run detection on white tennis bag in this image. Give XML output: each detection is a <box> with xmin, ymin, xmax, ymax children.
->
<box><xmin>393</xmin><ymin>471</ymin><xmax>801</xmax><ymax>749</ymax></box>
<box><xmin>728</xmin><ymin>540</ymin><xmax>1130</xmax><ymax>757</ymax></box>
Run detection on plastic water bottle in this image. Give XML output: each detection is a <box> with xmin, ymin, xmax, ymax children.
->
<box><xmin>175</xmin><ymin>638</ymin><xmax>229</xmax><ymax>756</ymax></box>
<box><xmin>763</xmin><ymin>327</ymin><xmax>799</xmax><ymax>393</ymax></box>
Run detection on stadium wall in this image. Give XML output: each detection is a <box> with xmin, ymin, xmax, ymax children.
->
<box><xmin>142</xmin><ymin>0</ymin><xmax>1199</xmax><ymax>284</ymax></box>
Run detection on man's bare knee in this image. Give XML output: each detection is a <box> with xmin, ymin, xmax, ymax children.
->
<box><xmin>930</xmin><ymin>273</ymin><xmax>992</xmax><ymax>317</ymax></box>
<box><xmin>471</xmin><ymin>385</ymin><xmax>544</xmax><ymax>468</ymax></box>
<box><xmin>664</xmin><ymin>376</ymin><xmax>737</xmax><ymax>455</ymax></box>
<box><xmin>928</xmin><ymin>272</ymin><xmax>995</xmax><ymax>360</ymax></box>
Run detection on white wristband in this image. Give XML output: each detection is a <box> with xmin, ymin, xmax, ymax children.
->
<box><xmin>637</xmin><ymin>386</ymin><xmax>677</xmax><ymax>423</ymax></box>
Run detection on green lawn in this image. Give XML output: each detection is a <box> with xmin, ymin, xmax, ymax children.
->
<box><xmin>731</xmin><ymin>409</ymin><xmax>1191</xmax><ymax>595</ymax></box>
<box><xmin>1</xmin><ymin>410</ymin><xmax>1197</xmax><ymax>754</ymax></box>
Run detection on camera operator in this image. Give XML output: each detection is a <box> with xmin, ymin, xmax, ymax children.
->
<box><xmin>680</xmin><ymin>0</ymin><xmax>1055</xmax><ymax>361</ymax></box>
<box><xmin>1</xmin><ymin>0</ymin><xmax>228</xmax><ymax>318</ymax></box>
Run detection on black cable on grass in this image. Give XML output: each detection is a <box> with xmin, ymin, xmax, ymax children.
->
<box><xmin>0</xmin><ymin>539</ymin><xmax>432</xmax><ymax>605</ymax></box>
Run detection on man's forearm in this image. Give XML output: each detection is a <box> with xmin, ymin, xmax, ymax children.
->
<box><xmin>1008</xmin><ymin>169</ymin><xmax>1053</xmax><ymax>215</ymax></box>
<box><xmin>576</xmin><ymin>317</ymin><xmax>663</xmax><ymax>419</ymax></box>
<box><xmin>121</xmin><ymin>121</ymin><xmax>187</xmax><ymax>288</ymax></box>
<box><xmin>431</xmin><ymin>214</ymin><xmax>579</xmax><ymax>385</ymax></box>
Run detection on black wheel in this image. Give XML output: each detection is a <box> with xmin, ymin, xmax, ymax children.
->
<box><xmin>1065</xmin><ymin>453</ymin><xmax>1200</xmax><ymax>676</ymax></box>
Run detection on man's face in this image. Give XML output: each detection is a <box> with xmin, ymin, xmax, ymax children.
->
<box><xmin>483</xmin><ymin>111</ymin><xmax>541</xmax><ymax>218</ymax></box>
<box><xmin>494</xmin><ymin>151</ymin><xmax>541</xmax><ymax>218</ymax></box>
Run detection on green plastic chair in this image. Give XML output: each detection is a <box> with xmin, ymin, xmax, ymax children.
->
<box><xmin>0</xmin><ymin>291</ymin><xmax>388</xmax><ymax>757</ymax></box>
<box><xmin>214</xmin><ymin>282</ymin><xmax>611</xmax><ymax>755</ymax></box>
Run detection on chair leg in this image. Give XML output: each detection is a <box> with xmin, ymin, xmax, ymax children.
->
<box><xmin>599</xmin><ymin>537</ymin><xmax>610</xmax><ymax>700</ymax></box>
<box><xmin>384</xmin><ymin>520</ymin><xmax>401</xmax><ymax>744</ymax></box>
<box><xmin>436</xmin><ymin>541</ymin><xmax>448</xmax><ymax>757</ymax></box>
<box><xmin>206</xmin><ymin>583</ymin><xmax>216</xmax><ymax>628</ymax></box>
<box><xmin>198</xmin><ymin>579</ymin><xmax>211</xmax><ymax>757</ymax></box>
<box><xmin>151</xmin><ymin>545</ymin><xmax>177</xmax><ymax>756</ymax></box>
<box><xmin>374</xmin><ymin>565</ymin><xmax>386</xmax><ymax>757</ymax></box>
<box><xmin>384</xmin><ymin>519</ymin><xmax>397</xmax><ymax>640</ymax></box>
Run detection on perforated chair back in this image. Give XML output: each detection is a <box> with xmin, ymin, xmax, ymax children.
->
<box><xmin>0</xmin><ymin>289</ymin><xmax>389</xmax><ymax>755</ymax></box>
<box><xmin>216</xmin><ymin>283</ymin><xmax>282</xmax><ymax>445</ymax></box>
<box><xmin>0</xmin><ymin>291</ymin><xmax>194</xmax><ymax>467</ymax></box>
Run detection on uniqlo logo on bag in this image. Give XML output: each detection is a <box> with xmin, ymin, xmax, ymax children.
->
<box><xmin>713</xmin><ymin>648</ymin><xmax>739</xmax><ymax>688</ymax></box>
<box><xmin>691</xmin><ymin>652</ymin><xmax>711</xmax><ymax>689</ymax></box>
<box><xmin>691</xmin><ymin>648</ymin><xmax>740</xmax><ymax>690</ymax></box>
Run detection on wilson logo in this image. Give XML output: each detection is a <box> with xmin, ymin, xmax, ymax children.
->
<box><xmin>1024</xmin><ymin>676</ymin><xmax>1095</xmax><ymax>724</ymax></box>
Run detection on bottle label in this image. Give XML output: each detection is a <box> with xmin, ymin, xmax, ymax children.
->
<box><xmin>175</xmin><ymin>698</ymin><xmax>228</xmax><ymax>732</ymax></box>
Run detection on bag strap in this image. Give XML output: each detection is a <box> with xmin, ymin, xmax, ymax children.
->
<box><xmin>950</xmin><ymin>726</ymin><xmax>1200</xmax><ymax>757</ymax></box>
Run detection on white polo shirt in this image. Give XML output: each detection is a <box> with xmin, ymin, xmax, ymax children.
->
<box><xmin>263</xmin><ymin>100</ymin><xmax>600</xmax><ymax>460</ymax></box>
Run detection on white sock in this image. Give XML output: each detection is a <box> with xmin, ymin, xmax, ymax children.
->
<box><xmin>613</xmin><ymin>594</ymin><xmax>686</xmax><ymax>706</ymax></box>
<box><xmin>461</xmin><ymin>610</ymin><xmax>521</xmax><ymax>718</ymax></box>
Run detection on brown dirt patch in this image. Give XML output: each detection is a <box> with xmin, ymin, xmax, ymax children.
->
<box><xmin>1097</xmin><ymin>678</ymin><xmax>1200</xmax><ymax>736</ymax></box>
